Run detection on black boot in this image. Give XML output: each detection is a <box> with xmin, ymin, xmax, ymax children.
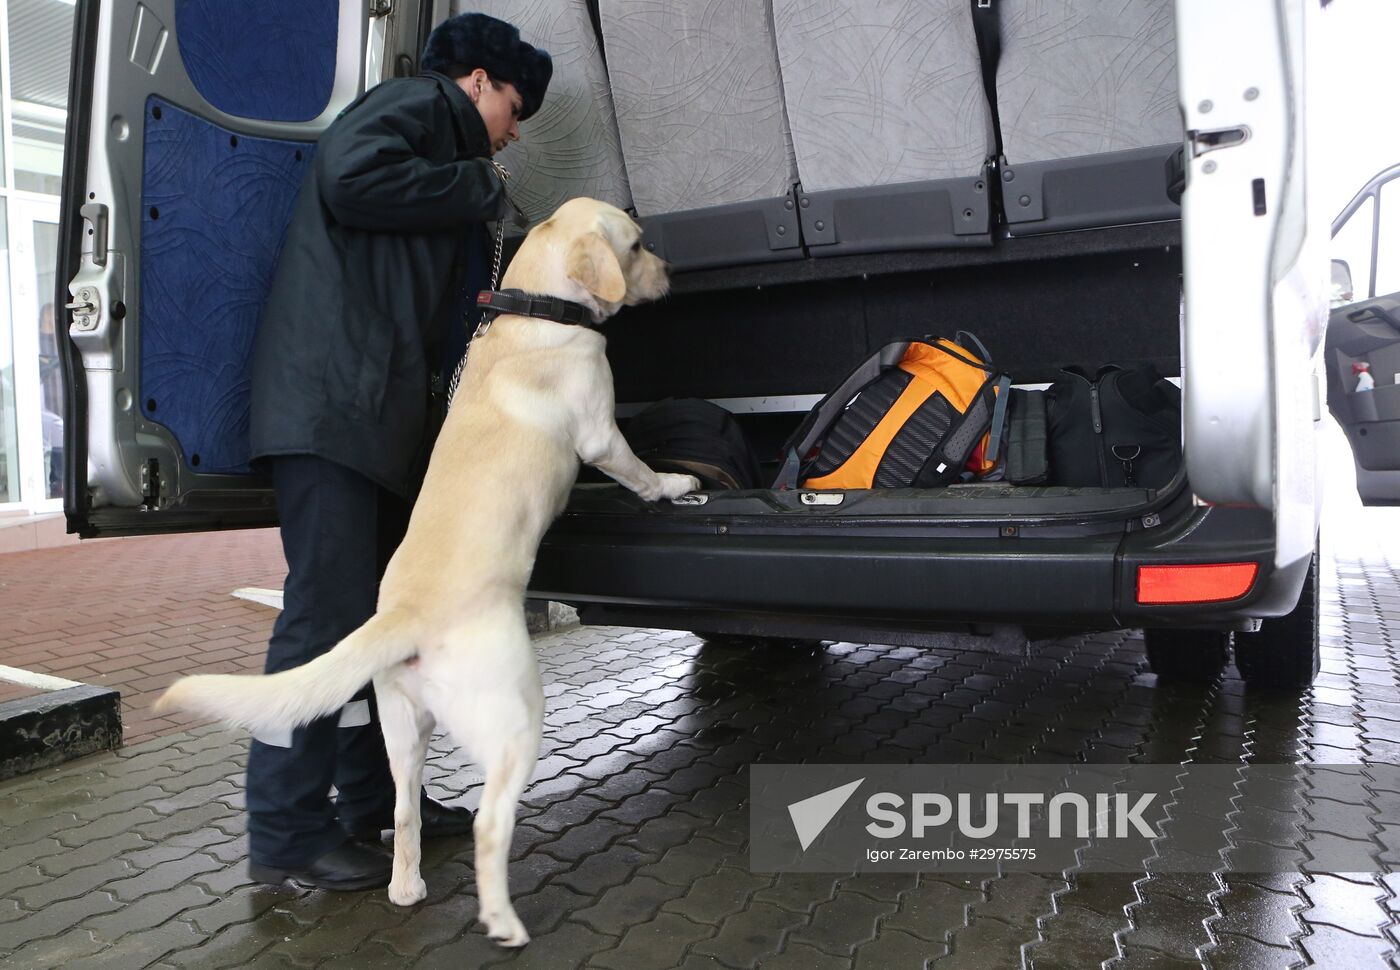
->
<box><xmin>344</xmin><ymin>793</ymin><xmax>475</xmax><ymax>842</ymax></box>
<box><xmin>249</xmin><ymin>841</ymin><xmax>392</xmax><ymax>891</ymax></box>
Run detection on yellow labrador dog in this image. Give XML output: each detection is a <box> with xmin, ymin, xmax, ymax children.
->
<box><xmin>156</xmin><ymin>197</ymin><xmax>699</xmax><ymax>947</ymax></box>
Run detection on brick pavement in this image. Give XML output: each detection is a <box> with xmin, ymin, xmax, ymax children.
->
<box><xmin>0</xmin><ymin>682</ymin><xmax>45</xmax><ymax>705</ymax></box>
<box><xmin>0</xmin><ymin>530</ymin><xmax>286</xmax><ymax>744</ymax></box>
<box><xmin>1</xmin><ymin>511</ymin><xmax>1398</xmax><ymax>968</ymax></box>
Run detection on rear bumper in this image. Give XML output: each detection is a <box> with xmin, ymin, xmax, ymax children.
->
<box><xmin>529</xmin><ymin>505</ymin><xmax>1310</xmax><ymax>634</ymax></box>
<box><xmin>535</xmin><ymin>531</ymin><xmax>1122</xmax><ymax>626</ymax></box>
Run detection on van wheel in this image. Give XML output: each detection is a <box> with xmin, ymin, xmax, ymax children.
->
<box><xmin>1233</xmin><ymin>554</ymin><xmax>1320</xmax><ymax>690</ymax></box>
<box><xmin>1144</xmin><ymin>629</ymin><xmax>1231</xmax><ymax>682</ymax></box>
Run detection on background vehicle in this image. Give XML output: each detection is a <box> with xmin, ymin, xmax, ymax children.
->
<box><xmin>60</xmin><ymin>0</ymin><xmax>1395</xmax><ymax>691</ymax></box>
<box><xmin>1326</xmin><ymin>162</ymin><xmax>1400</xmax><ymax>506</ymax></box>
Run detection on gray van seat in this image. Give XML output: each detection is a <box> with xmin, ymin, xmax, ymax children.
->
<box><xmin>771</xmin><ymin>0</ymin><xmax>994</xmax><ymax>256</ymax></box>
<box><xmin>452</xmin><ymin>0</ymin><xmax>632</xmax><ymax>224</ymax></box>
<box><xmin>600</xmin><ymin>0</ymin><xmax>802</xmax><ymax>271</ymax></box>
<box><xmin>996</xmin><ymin>0</ymin><xmax>1181</xmax><ymax>234</ymax></box>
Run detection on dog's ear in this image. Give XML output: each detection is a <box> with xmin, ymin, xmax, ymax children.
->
<box><xmin>565</xmin><ymin>231</ymin><xmax>626</xmax><ymax>304</ymax></box>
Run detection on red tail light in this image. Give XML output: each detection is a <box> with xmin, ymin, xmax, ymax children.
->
<box><xmin>1137</xmin><ymin>562</ymin><xmax>1259</xmax><ymax>605</ymax></box>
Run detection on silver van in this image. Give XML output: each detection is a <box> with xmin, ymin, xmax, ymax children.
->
<box><xmin>58</xmin><ymin>0</ymin><xmax>1399</xmax><ymax>691</ymax></box>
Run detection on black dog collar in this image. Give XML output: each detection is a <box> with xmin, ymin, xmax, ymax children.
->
<box><xmin>476</xmin><ymin>289</ymin><xmax>595</xmax><ymax>328</ymax></box>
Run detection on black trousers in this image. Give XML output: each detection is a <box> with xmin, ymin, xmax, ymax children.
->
<box><xmin>246</xmin><ymin>455</ymin><xmax>411</xmax><ymax>868</ymax></box>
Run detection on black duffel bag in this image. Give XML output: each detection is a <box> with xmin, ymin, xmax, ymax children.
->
<box><xmin>1045</xmin><ymin>363</ymin><xmax>1181</xmax><ymax>489</ymax></box>
<box><xmin>624</xmin><ymin>398</ymin><xmax>763</xmax><ymax>491</ymax></box>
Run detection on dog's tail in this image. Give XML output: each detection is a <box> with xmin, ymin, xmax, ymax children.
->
<box><xmin>153</xmin><ymin>609</ymin><xmax>420</xmax><ymax>734</ymax></box>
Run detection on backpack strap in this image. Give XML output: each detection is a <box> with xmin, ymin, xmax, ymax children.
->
<box><xmin>773</xmin><ymin>341</ymin><xmax>911</xmax><ymax>489</ymax></box>
<box><xmin>953</xmin><ymin>330</ymin><xmax>995</xmax><ymax>367</ymax></box>
<box><xmin>984</xmin><ymin>374</ymin><xmax>1013</xmax><ymax>465</ymax></box>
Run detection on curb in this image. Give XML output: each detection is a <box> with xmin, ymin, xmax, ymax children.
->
<box><xmin>0</xmin><ymin>681</ymin><xmax>122</xmax><ymax>780</ymax></box>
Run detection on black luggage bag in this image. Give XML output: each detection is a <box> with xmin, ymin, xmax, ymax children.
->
<box><xmin>1045</xmin><ymin>364</ymin><xmax>1182</xmax><ymax>489</ymax></box>
<box><xmin>624</xmin><ymin>398</ymin><xmax>764</xmax><ymax>491</ymax></box>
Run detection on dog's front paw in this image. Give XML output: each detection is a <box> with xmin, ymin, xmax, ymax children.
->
<box><xmin>388</xmin><ymin>875</ymin><xmax>427</xmax><ymax>906</ymax></box>
<box><xmin>653</xmin><ymin>472</ymin><xmax>701</xmax><ymax>501</ymax></box>
<box><xmin>481</xmin><ymin>906</ymin><xmax>530</xmax><ymax>947</ymax></box>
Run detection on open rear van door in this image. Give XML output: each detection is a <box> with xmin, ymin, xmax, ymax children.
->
<box><xmin>59</xmin><ymin>0</ymin><xmax>379</xmax><ymax>536</ymax></box>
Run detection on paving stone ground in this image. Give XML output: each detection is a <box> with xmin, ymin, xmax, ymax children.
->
<box><xmin>0</xmin><ymin>530</ymin><xmax>285</xmax><ymax>744</ymax></box>
<box><xmin>0</xmin><ymin>682</ymin><xmax>46</xmax><ymax>705</ymax></box>
<box><xmin>2</xmin><ymin>497</ymin><xmax>1398</xmax><ymax>969</ymax></box>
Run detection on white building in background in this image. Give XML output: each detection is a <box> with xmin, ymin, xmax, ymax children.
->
<box><xmin>1</xmin><ymin>0</ymin><xmax>73</xmax><ymax>524</ymax></box>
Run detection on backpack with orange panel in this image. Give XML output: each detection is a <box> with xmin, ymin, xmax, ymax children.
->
<box><xmin>773</xmin><ymin>333</ymin><xmax>1015</xmax><ymax>490</ymax></box>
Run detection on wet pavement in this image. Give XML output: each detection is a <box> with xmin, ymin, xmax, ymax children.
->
<box><xmin>1</xmin><ymin>519</ymin><xmax>1398</xmax><ymax>968</ymax></box>
<box><xmin>3</xmin><ymin>426</ymin><xmax>1399</xmax><ymax>970</ymax></box>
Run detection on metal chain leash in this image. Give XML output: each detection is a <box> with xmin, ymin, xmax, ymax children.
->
<box><xmin>447</xmin><ymin>160</ymin><xmax>514</xmax><ymax>407</ymax></box>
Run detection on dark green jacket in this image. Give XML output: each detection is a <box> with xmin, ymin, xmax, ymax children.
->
<box><xmin>249</xmin><ymin>71</ymin><xmax>503</xmax><ymax>496</ymax></box>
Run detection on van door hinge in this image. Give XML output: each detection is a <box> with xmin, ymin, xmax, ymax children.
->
<box><xmin>369</xmin><ymin>0</ymin><xmax>392</xmax><ymax>17</ymax></box>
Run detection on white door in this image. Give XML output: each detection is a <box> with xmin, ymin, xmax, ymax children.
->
<box><xmin>4</xmin><ymin>196</ymin><xmax>62</xmax><ymax>510</ymax></box>
<box><xmin>1175</xmin><ymin>0</ymin><xmax>1328</xmax><ymax>571</ymax></box>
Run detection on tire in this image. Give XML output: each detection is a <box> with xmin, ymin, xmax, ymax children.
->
<box><xmin>1144</xmin><ymin>628</ymin><xmax>1231</xmax><ymax>683</ymax></box>
<box><xmin>692</xmin><ymin>631</ymin><xmax>748</xmax><ymax>647</ymax></box>
<box><xmin>693</xmin><ymin>632</ymin><xmax>823</xmax><ymax>650</ymax></box>
<box><xmin>1233</xmin><ymin>552</ymin><xmax>1320</xmax><ymax>691</ymax></box>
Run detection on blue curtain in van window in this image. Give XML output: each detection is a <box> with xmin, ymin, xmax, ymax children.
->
<box><xmin>176</xmin><ymin>0</ymin><xmax>338</xmax><ymax>122</ymax></box>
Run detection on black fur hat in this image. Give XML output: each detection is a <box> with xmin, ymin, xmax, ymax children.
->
<box><xmin>421</xmin><ymin>13</ymin><xmax>553</xmax><ymax>120</ymax></box>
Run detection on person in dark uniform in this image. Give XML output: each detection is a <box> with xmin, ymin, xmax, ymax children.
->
<box><xmin>244</xmin><ymin>13</ymin><xmax>552</xmax><ymax>891</ymax></box>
